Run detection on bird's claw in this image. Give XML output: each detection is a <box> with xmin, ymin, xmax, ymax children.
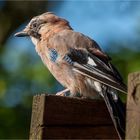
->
<box><xmin>56</xmin><ymin>88</ymin><xmax>70</xmax><ymax>96</ymax></box>
<box><xmin>56</xmin><ymin>92</ymin><xmax>67</xmax><ymax>96</ymax></box>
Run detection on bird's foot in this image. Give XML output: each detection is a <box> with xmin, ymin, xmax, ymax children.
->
<box><xmin>56</xmin><ymin>88</ymin><xmax>70</xmax><ymax>96</ymax></box>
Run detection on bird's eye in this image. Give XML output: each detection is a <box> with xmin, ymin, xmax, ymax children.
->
<box><xmin>32</xmin><ymin>22</ymin><xmax>37</xmax><ymax>28</ymax></box>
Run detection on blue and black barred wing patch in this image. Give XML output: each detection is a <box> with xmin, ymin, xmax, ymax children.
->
<box><xmin>49</xmin><ymin>48</ymin><xmax>58</xmax><ymax>62</ymax></box>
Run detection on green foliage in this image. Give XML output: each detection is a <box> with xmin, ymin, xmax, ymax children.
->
<box><xmin>109</xmin><ymin>47</ymin><xmax>140</xmax><ymax>82</ymax></box>
<box><xmin>0</xmin><ymin>105</ymin><xmax>31</xmax><ymax>138</ymax></box>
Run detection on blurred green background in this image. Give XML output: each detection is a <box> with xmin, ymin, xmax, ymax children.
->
<box><xmin>0</xmin><ymin>1</ymin><xmax>140</xmax><ymax>139</ymax></box>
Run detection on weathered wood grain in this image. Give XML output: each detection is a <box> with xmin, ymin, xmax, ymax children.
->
<box><xmin>126</xmin><ymin>72</ymin><xmax>140</xmax><ymax>140</ymax></box>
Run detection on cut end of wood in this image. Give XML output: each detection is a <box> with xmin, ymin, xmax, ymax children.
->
<box><xmin>126</xmin><ymin>72</ymin><xmax>140</xmax><ymax>140</ymax></box>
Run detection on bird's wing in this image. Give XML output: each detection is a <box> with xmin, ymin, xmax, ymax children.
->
<box><xmin>49</xmin><ymin>30</ymin><xmax>127</xmax><ymax>93</ymax></box>
<box><xmin>61</xmin><ymin>35</ymin><xmax>127</xmax><ymax>93</ymax></box>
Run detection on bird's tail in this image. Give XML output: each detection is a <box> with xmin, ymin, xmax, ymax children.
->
<box><xmin>102</xmin><ymin>87</ymin><xmax>126</xmax><ymax>140</ymax></box>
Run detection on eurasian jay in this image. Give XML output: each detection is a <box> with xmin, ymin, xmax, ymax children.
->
<box><xmin>15</xmin><ymin>12</ymin><xmax>127</xmax><ymax>139</ymax></box>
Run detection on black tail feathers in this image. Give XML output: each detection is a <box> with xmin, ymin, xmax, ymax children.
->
<box><xmin>103</xmin><ymin>88</ymin><xmax>126</xmax><ymax>139</ymax></box>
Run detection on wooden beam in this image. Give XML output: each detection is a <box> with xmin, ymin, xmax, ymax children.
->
<box><xmin>29</xmin><ymin>94</ymin><xmax>119</xmax><ymax>139</ymax></box>
<box><xmin>126</xmin><ymin>72</ymin><xmax>140</xmax><ymax>139</ymax></box>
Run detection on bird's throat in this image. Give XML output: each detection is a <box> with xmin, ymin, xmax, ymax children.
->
<box><xmin>31</xmin><ymin>37</ymin><xmax>39</xmax><ymax>46</ymax></box>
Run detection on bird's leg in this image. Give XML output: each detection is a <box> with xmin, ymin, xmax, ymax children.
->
<box><xmin>56</xmin><ymin>88</ymin><xmax>70</xmax><ymax>96</ymax></box>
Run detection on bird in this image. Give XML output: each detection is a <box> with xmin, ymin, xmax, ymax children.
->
<box><xmin>15</xmin><ymin>12</ymin><xmax>127</xmax><ymax>139</ymax></box>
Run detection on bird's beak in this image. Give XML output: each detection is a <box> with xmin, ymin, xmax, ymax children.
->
<box><xmin>14</xmin><ymin>28</ymin><xmax>29</xmax><ymax>37</ymax></box>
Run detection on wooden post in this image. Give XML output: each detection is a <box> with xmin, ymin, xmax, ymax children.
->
<box><xmin>126</xmin><ymin>72</ymin><xmax>140</xmax><ymax>139</ymax></box>
<box><xmin>29</xmin><ymin>94</ymin><xmax>119</xmax><ymax>139</ymax></box>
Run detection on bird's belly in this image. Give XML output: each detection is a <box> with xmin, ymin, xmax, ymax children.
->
<box><xmin>47</xmin><ymin>63</ymin><xmax>75</xmax><ymax>89</ymax></box>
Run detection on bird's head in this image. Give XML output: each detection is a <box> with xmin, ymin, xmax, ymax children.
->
<box><xmin>15</xmin><ymin>12</ymin><xmax>70</xmax><ymax>45</ymax></box>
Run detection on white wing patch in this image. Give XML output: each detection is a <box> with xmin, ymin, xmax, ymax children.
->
<box><xmin>94</xmin><ymin>81</ymin><xmax>102</xmax><ymax>92</ymax></box>
<box><xmin>85</xmin><ymin>78</ymin><xmax>103</xmax><ymax>96</ymax></box>
<box><xmin>88</xmin><ymin>57</ymin><xmax>96</xmax><ymax>66</ymax></box>
<box><xmin>86</xmin><ymin>78</ymin><xmax>102</xmax><ymax>92</ymax></box>
<box><xmin>86</xmin><ymin>78</ymin><xmax>94</xmax><ymax>87</ymax></box>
